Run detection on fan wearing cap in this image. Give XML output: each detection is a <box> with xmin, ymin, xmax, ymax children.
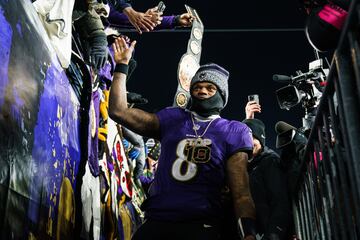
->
<box><xmin>109</xmin><ymin>36</ymin><xmax>255</xmax><ymax>240</ymax></box>
<box><xmin>242</xmin><ymin>106</ymin><xmax>291</xmax><ymax>240</ymax></box>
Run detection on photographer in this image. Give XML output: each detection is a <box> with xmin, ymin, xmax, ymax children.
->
<box><xmin>243</xmin><ymin>100</ymin><xmax>291</xmax><ymax>240</ymax></box>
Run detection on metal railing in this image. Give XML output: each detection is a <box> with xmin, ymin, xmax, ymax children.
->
<box><xmin>293</xmin><ymin>0</ymin><xmax>360</xmax><ymax>239</ymax></box>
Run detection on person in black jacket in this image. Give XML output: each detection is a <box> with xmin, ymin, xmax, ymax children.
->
<box><xmin>242</xmin><ymin>107</ymin><xmax>291</xmax><ymax>240</ymax></box>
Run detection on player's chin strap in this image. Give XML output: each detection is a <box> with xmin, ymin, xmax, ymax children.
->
<box><xmin>238</xmin><ymin>217</ymin><xmax>256</xmax><ymax>239</ymax></box>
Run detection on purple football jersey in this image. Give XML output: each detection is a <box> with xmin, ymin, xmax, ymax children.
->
<box><xmin>143</xmin><ymin>107</ymin><xmax>253</xmax><ymax>222</ymax></box>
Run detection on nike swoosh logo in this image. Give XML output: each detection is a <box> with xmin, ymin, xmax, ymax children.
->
<box><xmin>203</xmin><ymin>224</ymin><xmax>213</xmax><ymax>228</ymax></box>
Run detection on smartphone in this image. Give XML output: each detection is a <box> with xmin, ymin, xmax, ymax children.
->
<box><xmin>248</xmin><ymin>94</ymin><xmax>260</xmax><ymax>104</ymax></box>
<box><xmin>157</xmin><ymin>1</ymin><xmax>166</xmax><ymax>13</ymax></box>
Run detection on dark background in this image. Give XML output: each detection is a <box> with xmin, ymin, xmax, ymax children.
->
<box><xmin>125</xmin><ymin>0</ymin><xmax>318</xmax><ymax>150</ymax></box>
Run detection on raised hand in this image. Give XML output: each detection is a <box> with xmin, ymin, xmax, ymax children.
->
<box><xmin>123</xmin><ymin>7</ymin><xmax>156</xmax><ymax>34</ymax></box>
<box><xmin>112</xmin><ymin>37</ymin><xmax>136</xmax><ymax>64</ymax></box>
<box><xmin>88</xmin><ymin>30</ymin><xmax>108</xmax><ymax>71</ymax></box>
<box><xmin>245</xmin><ymin>101</ymin><xmax>261</xmax><ymax>119</ymax></box>
<box><xmin>177</xmin><ymin>13</ymin><xmax>194</xmax><ymax>27</ymax></box>
<box><xmin>145</xmin><ymin>7</ymin><xmax>163</xmax><ymax>26</ymax></box>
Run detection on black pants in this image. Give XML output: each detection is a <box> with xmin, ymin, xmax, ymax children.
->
<box><xmin>132</xmin><ymin>219</ymin><xmax>221</xmax><ymax>240</ymax></box>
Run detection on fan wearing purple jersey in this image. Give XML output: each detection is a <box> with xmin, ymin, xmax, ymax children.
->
<box><xmin>108</xmin><ymin>36</ymin><xmax>256</xmax><ymax>240</ymax></box>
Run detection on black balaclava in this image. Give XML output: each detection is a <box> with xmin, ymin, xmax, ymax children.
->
<box><xmin>190</xmin><ymin>91</ymin><xmax>224</xmax><ymax>117</ymax></box>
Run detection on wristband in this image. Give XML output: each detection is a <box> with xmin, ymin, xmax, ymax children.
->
<box><xmin>174</xmin><ymin>15</ymin><xmax>181</xmax><ymax>26</ymax></box>
<box><xmin>238</xmin><ymin>217</ymin><xmax>256</xmax><ymax>238</ymax></box>
<box><xmin>114</xmin><ymin>63</ymin><xmax>129</xmax><ymax>75</ymax></box>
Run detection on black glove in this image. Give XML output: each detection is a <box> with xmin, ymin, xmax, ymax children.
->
<box><xmin>127</xmin><ymin>92</ymin><xmax>148</xmax><ymax>105</ymax></box>
<box><xmin>88</xmin><ymin>30</ymin><xmax>108</xmax><ymax>71</ymax></box>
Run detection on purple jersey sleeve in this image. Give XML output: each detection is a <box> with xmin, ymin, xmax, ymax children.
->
<box><xmin>225</xmin><ymin>121</ymin><xmax>254</xmax><ymax>159</ymax></box>
<box><xmin>108</xmin><ymin>6</ymin><xmax>129</xmax><ymax>28</ymax></box>
<box><xmin>110</xmin><ymin>0</ymin><xmax>131</xmax><ymax>12</ymax></box>
<box><xmin>156</xmin><ymin>15</ymin><xmax>176</xmax><ymax>29</ymax></box>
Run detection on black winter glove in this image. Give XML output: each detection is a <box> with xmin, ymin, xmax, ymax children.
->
<box><xmin>88</xmin><ymin>30</ymin><xmax>108</xmax><ymax>71</ymax></box>
<box><xmin>127</xmin><ymin>92</ymin><xmax>148</xmax><ymax>105</ymax></box>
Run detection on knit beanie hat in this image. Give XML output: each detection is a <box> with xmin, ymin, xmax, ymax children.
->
<box><xmin>190</xmin><ymin>63</ymin><xmax>229</xmax><ymax>107</ymax></box>
<box><xmin>242</xmin><ymin>118</ymin><xmax>266</xmax><ymax>148</ymax></box>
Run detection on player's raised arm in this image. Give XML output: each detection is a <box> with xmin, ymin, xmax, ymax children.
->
<box><xmin>108</xmin><ymin>37</ymin><xmax>160</xmax><ymax>139</ymax></box>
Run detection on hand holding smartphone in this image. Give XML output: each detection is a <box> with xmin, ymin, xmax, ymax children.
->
<box><xmin>246</xmin><ymin>94</ymin><xmax>261</xmax><ymax>119</ymax></box>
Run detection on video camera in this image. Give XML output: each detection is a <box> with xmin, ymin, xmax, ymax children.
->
<box><xmin>273</xmin><ymin>59</ymin><xmax>328</xmax><ymax>197</ymax></box>
<box><xmin>273</xmin><ymin>59</ymin><xmax>329</xmax><ymax>131</ymax></box>
<box><xmin>273</xmin><ymin>59</ymin><xmax>328</xmax><ymax>111</ymax></box>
